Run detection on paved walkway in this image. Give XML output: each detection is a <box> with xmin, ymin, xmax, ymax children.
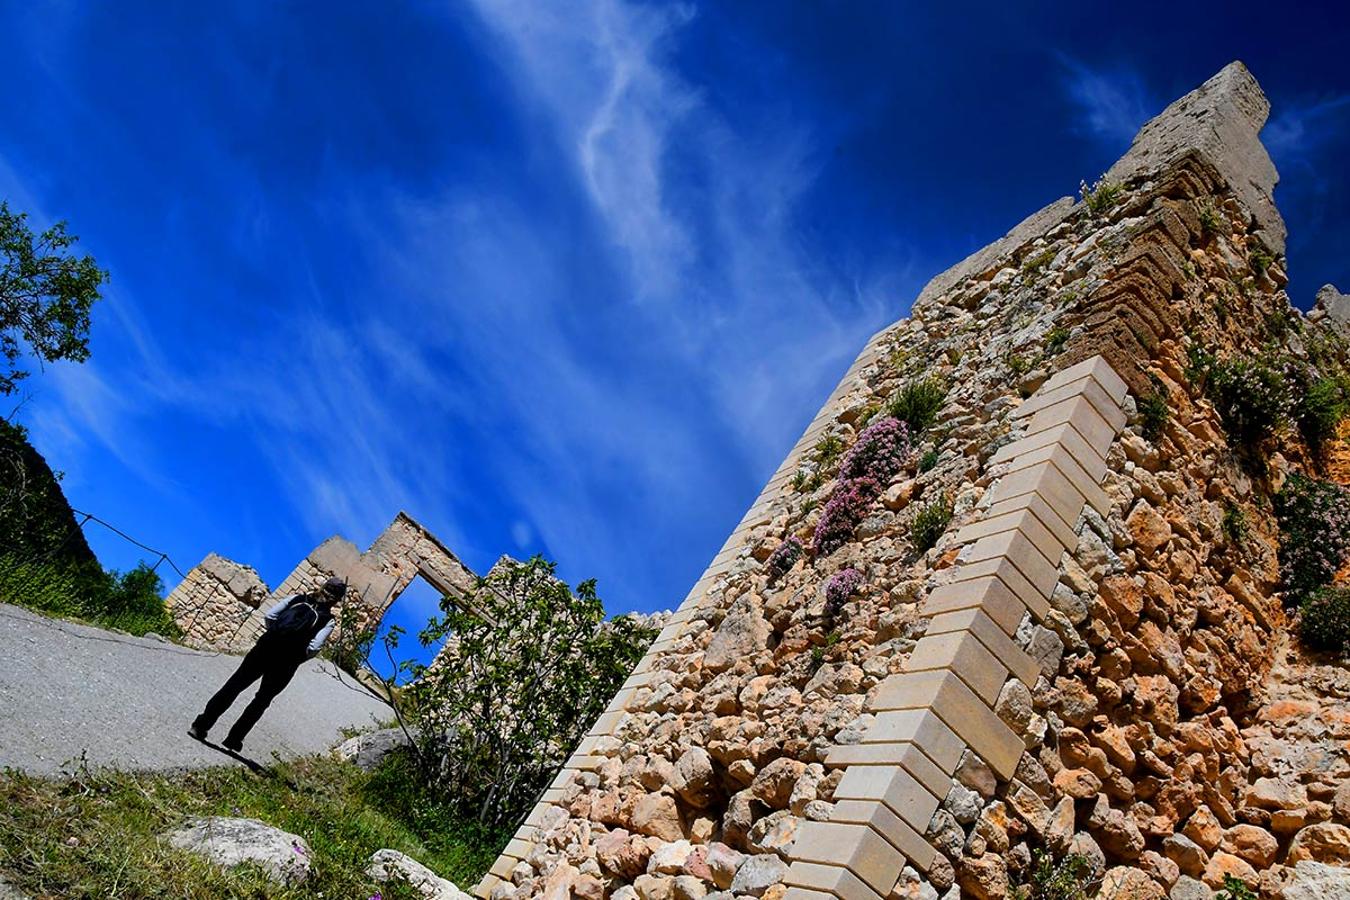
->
<box><xmin>0</xmin><ymin>604</ymin><xmax>391</xmax><ymax>775</ymax></box>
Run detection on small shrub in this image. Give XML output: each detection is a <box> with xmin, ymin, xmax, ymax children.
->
<box><xmin>766</xmin><ymin>537</ymin><xmax>804</xmax><ymax>580</ymax></box>
<box><xmin>810</xmin><ymin>630</ymin><xmax>842</xmax><ymax>670</ymax></box>
<box><xmin>1214</xmin><ymin>874</ymin><xmax>1257</xmax><ymax>900</ymax></box>
<box><xmin>1222</xmin><ymin>500</ymin><xmax>1248</xmax><ymax>547</ymax></box>
<box><xmin>1007</xmin><ymin>353</ymin><xmax>1032</xmax><ymax>377</ymax></box>
<box><xmin>838</xmin><ymin>416</ymin><xmax>912</xmax><ymax>485</ymax></box>
<box><xmin>1249</xmin><ymin>248</ymin><xmax>1273</xmax><ymax>279</ymax></box>
<box><xmin>1198</xmin><ymin>202</ymin><xmax>1221</xmax><ymax>238</ymax></box>
<box><xmin>1297</xmin><ymin>375</ymin><xmax>1350</xmax><ymax>459</ymax></box>
<box><xmin>1044</xmin><ymin>326</ymin><xmax>1070</xmax><ymax>355</ymax></box>
<box><xmin>911</xmin><ymin>494</ymin><xmax>953</xmax><ymax>553</ymax></box>
<box><xmin>813</xmin><ymin>477</ymin><xmax>881</xmax><ymax>556</ymax></box>
<box><xmin>1274</xmin><ymin>473</ymin><xmax>1350</xmax><ymax>602</ymax></box>
<box><xmin>887</xmin><ymin>375</ymin><xmax>948</xmax><ymax>435</ymax></box>
<box><xmin>1138</xmin><ymin>378</ymin><xmax>1170</xmax><ymax>443</ymax></box>
<box><xmin>1021</xmin><ymin>247</ymin><xmax>1055</xmax><ymax>275</ymax></box>
<box><xmin>811</xmin><ymin>434</ymin><xmax>845</xmax><ymax>469</ymax></box>
<box><xmin>824</xmin><ymin>568</ymin><xmax>864</xmax><ymax>618</ymax></box>
<box><xmin>1298</xmin><ymin>588</ymin><xmax>1350</xmax><ymax>653</ymax></box>
<box><xmin>1012</xmin><ymin>851</ymin><xmax>1094</xmax><ymax>900</ymax></box>
<box><xmin>1079</xmin><ymin>177</ymin><xmax>1124</xmax><ymax>216</ymax></box>
<box><xmin>1204</xmin><ymin>355</ymin><xmax>1296</xmax><ymax>450</ymax></box>
<box><xmin>918</xmin><ymin>448</ymin><xmax>939</xmax><ymax>473</ymax></box>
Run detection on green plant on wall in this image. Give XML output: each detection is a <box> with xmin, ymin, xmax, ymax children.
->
<box><xmin>1011</xmin><ymin>851</ymin><xmax>1094</xmax><ymax>900</ymax></box>
<box><xmin>911</xmin><ymin>494</ymin><xmax>953</xmax><ymax>553</ymax></box>
<box><xmin>1079</xmin><ymin>177</ymin><xmax>1123</xmax><ymax>216</ymax></box>
<box><xmin>887</xmin><ymin>375</ymin><xmax>948</xmax><ymax>435</ymax></box>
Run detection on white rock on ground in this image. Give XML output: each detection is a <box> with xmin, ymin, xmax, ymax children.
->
<box><xmin>1282</xmin><ymin>861</ymin><xmax>1350</xmax><ymax>900</ymax></box>
<box><xmin>367</xmin><ymin>849</ymin><xmax>472</xmax><ymax>900</ymax></box>
<box><xmin>333</xmin><ymin>726</ymin><xmax>410</xmax><ymax>771</ymax></box>
<box><xmin>0</xmin><ymin>876</ymin><xmax>30</xmax><ymax>899</ymax></box>
<box><xmin>163</xmin><ymin>816</ymin><xmax>311</xmax><ymax>883</ymax></box>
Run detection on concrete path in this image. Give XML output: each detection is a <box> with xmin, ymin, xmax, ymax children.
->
<box><xmin>0</xmin><ymin>604</ymin><xmax>391</xmax><ymax>776</ymax></box>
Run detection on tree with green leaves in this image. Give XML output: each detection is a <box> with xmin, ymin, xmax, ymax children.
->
<box><xmin>0</xmin><ymin>201</ymin><xmax>107</xmax><ymax>397</ymax></box>
<box><xmin>385</xmin><ymin>555</ymin><xmax>656</xmax><ymax>830</ymax></box>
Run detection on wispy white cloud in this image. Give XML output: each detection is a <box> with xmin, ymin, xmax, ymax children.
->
<box><xmin>1266</xmin><ymin>93</ymin><xmax>1350</xmax><ymax>161</ymax></box>
<box><xmin>1059</xmin><ymin>57</ymin><xmax>1151</xmax><ymax>147</ymax></box>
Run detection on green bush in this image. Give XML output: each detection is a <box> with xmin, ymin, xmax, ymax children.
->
<box><xmin>1079</xmin><ymin>177</ymin><xmax>1123</xmax><ymax>216</ymax></box>
<box><xmin>1299</xmin><ymin>588</ymin><xmax>1350</xmax><ymax>653</ymax></box>
<box><xmin>1201</xmin><ymin>354</ymin><xmax>1295</xmax><ymax>450</ymax></box>
<box><xmin>1297</xmin><ymin>375</ymin><xmax>1350</xmax><ymax>458</ymax></box>
<box><xmin>887</xmin><ymin>375</ymin><xmax>948</xmax><ymax>435</ymax></box>
<box><xmin>911</xmin><ymin>494</ymin><xmax>953</xmax><ymax>553</ymax></box>
<box><xmin>918</xmin><ymin>448</ymin><xmax>939</xmax><ymax>473</ymax></box>
<box><xmin>0</xmin><ymin>554</ymin><xmax>176</xmax><ymax>636</ymax></box>
<box><xmin>1012</xmin><ymin>850</ymin><xmax>1094</xmax><ymax>900</ymax></box>
<box><xmin>1138</xmin><ymin>378</ymin><xmax>1170</xmax><ymax>443</ymax></box>
<box><xmin>1274</xmin><ymin>473</ymin><xmax>1350</xmax><ymax>603</ymax></box>
<box><xmin>1044</xmin><ymin>326</ymin><xmax>1070</xmax><ymax>355</ymax></box>
<box><xmin>1222</xmin><ymin>500</ymin><xmax>1248</xmax><ymax>547</ymax></box>
<box><xmin>1214</xmin><ymin>874</ymin><xmax>1257</xmax><ymax>900</ymax></box>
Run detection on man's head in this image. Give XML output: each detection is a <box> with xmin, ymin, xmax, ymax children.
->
<box><xmin>318</xmin><ymin>576</ymin><xmax>347</xmax><ymax>605</ymax></box>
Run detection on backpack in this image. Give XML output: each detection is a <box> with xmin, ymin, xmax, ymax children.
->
<box><xmin>267</xmin><ymin>594</ymin><xmax>332</xmax><ymax>645</ymax></box>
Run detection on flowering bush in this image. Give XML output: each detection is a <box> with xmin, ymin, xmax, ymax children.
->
<box><xmin>813</xmin><ymin>476</ymin><xmax>881</xmax><ymax>555</ymax></box>
<box><xmin>1275</xmin><ymin>473</ymin><xmax>1350</xmax><ymax>602</ymax></box>
<box><xmin>1299</xmin><ymin>588</ymin><xmax>1350</xmax><ymax>653</ymax></box>
<box><xmin>1201</xmin><ymin>354</ymin><xmax>1297</xmax><ymax>449</ymax></box>
<box><xmin>766</xmin><ymin>536</ymin><xmax>803</xmax><ymax>580</ymax></box>
<box><xmin>1296</xmin><ymin>374</ymin><xmax>1350</xmax><ymax>458</ymax></box>
<box><xmin>839</xmin><ymin>416</ymin><xmax>912</xmax><ymax>484</ymax></box>
<box><xmin>824</xmin><ymin>567</ymin><xmax>864</xmax><ymax>618</ymax></box>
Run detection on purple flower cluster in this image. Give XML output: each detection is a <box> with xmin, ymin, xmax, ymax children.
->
<box><xmin>838</xmin><ymin>416</ymin><xmax>912</xmax><ymax>485</ymax></box>
<box><xmin>825</xmin><ymin>567</ymin><xmax>864</xmax><ymax>618</ymax></box>
<box><xmin>1276</xmin><ymin>473</ymin><xmax>1350</xmax><ymax>602</ymax></box>
<box><xmin>813</xmin><ymin>476</ymin><xmax>881</xmax><ymax>556</ymax></box>
<box><xmin>766</xmin><ymin>536</ymin><xmax>804</xmax><ymax>580</ymax></box>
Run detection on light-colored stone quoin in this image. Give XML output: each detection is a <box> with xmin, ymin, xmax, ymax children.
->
<box><xmin>476</xmin><ymin>61</ymin><xmax>1350</xmax><ymax>900</ymax></box>
<box><xmin>166</xmin><ymin>511</ymin><xmax>478</xmax><ymax>652</ymax></box>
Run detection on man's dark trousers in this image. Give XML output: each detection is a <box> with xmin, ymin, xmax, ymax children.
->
<box><xmin>194</xmin><ymin>640</ymin><xmax>303</xmax><ymax>746</ymax></box>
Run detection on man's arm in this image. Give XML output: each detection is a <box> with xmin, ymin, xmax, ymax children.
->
<box><xmin>307</xmin><ymin>619</ymin><xmax>336</xmax><ymax>659</ymax></box>
<box><xmin>263</xmin><ymin>595</ymin><xmax>297</xmax><ymax>626</ymax></box>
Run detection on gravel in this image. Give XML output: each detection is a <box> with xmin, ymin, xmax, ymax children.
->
<box><xmin>0</xmin><ymin>603</ymin><xmax>391</xmax><ymax>775</ymax></box>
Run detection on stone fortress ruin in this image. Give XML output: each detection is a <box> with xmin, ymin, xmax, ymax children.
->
<box><xmin>166</xmin><ymin>511</ymin><xmax>478</xmax><ymax>653</ymax></box>
<box><xmin>471</xmin><ymin>62</ymin><xmax>1350</xmax><ymax>900</ymax></box>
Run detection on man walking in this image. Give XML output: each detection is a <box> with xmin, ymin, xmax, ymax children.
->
<box><xmin>188</xmin><ymin>576</ymin><xmax>346</xmax><ymax>752</ymax></box>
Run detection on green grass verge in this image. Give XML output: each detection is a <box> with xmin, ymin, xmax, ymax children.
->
<box><xmin>0</xmin><ymin>752</ymin><xmax>506</xmax><ymax>899</ymax></box>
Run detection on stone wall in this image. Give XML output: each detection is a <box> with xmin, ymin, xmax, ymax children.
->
<box><xmin>168</xmin><ymin>512</ymin><xmax>480</xmax><ymax>651</ymax></box>
<box><xmin>476</xmin><ymin>62</ymin><xmax>1350</xmax><ymax>900</ymax></box>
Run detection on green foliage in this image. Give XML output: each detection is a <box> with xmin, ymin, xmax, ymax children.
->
<box><xmin>918</xmin><ymin>448</ymin><xmax>939</xmax><ymax>473</ymax></box>
<box><xmin>1079</xmin><ymin>177</ymin><xmax>1123</xmax><ymax>216</ymax></box>
<box><xmin>1011</xmin><ymin>851</ymin><xmax>1094</xmax><ymax>900</ymax></box>
<box><xmin>1297</xmin><ymin>375</ymin><xmax>1350</xmax><ymax>459</ymax></box>
<box><xmin>405</xmin><ymin>556</ymin><xmax>656</xmax><ymax>829</ymax></box>
<box><xmin>1043</xmin><ymin>326</ymin><xmax>1070</xmax><ymax>355</ymax></box>
<box><xmin>1222</xmin><ymin>500</ymin><xmax>1249</xmax><ymax>547</ymax></box>
<box><xmin>1195</xmin><ymin>352</ymin><xmax>1296</xmax><ymax>450</ymax></box>
<box><xmin>1214</xmin><ymin>874</ymin><xmax>1257</xmax><ymax>900</ymax></box>
<box><xmin>812</xmin><ymin>434</ymin><xmax>845</xmax><ymax>468</ymax></box>
<box><xmin>0</xmin><ymin>202</ymin><xmax>107</xmax><ymax>396</ymax></box>
<box><xmin>0</xmin><ymin>753</ymin><xmax>502</xmax><ymax>898</ymax></box>
<box><xmin>1138</xmin><ymin>378</ymin><xmax>1170</xmax><ymax>443</ymax></box>
<box><xmin>1274</xmin><ymin>473</ymin><xmax>1350</xmax><ymax>603</ymax></box>
<box><xmin>887</xmin><ymin>375</ymin><xmax>948</xmax><ymax>435</ymax></box>
<box><xmin>1298</xmin><ymin>588</ymin><xmax>1350</xmax><ymax>653</ymax></box>
<box><xmin>1007</xmin><ymin>353</ymin><xmax>1033</xmax><ymax>377</ymax></box>
<box><xmin>911</xmin><ymin>494</ymin><xmax>953</xmax><ymax>553</ymax></box>
<box><xmin>1198</xmin><ymin>202</ymin><xmax>1221</xmax><ymax>238</ymax></box>
<box><xmin>0</xmin><ymin>553</ymin><xmax>177</xmax><ymax>637</ymax></box>
<box><xmin>324</xmin><ymin>602</ymin><xmax>379</xmax><ymax>677</ymax></box>
<box><xmin>1249</xmin><ymin>248</ymin><xmax>1273</xmax><ymax>279</ymax></box>
<box><xmin>1021</xmin><ymin>247</ymin><xmax>1055</xmax><ymax>275</ymax></box>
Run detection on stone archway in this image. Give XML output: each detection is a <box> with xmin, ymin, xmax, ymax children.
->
<box><xmin>166</xmin><ymin>512</ymin><xmax>482</xmax><ymax>653</ymax></box>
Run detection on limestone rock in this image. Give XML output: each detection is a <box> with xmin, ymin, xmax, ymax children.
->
<box><xmin>333</xmin><ymin>727</ymin><xmax>410</xmax><ymax>771</ymax></box>
<box><xmin>1289</xmin><ymin>823</ymin><xmax>1350</xmax><ymax>866</ymax></box>
<box><xmin>729</xmin><ymin>854</ymin><xmax>787</xmax><ymax>897</ymax></box>
<box><xmin>1281</xmin><ymin>861</ymin><xmax>1350</xmax><ymax>900</ymax></box>
<box><xmin>1098</xmin><ymin>866</ymin><xmax>1165</xmax><ymax>900</ymax></box>
<box><xmin>672</xmin><ymin>747</ymin><xmax>717</xmax><ymax>808</ymax></box>
<box><xmin>704</xmin><ymin>595</ymin><xmax>771</xmax><ymax>673</ymax></box>
<box><xmin>164</xmin><ymin>816</ymin><xmax>311</xmax><ymax>883</ymax></box>
<box><xmin>367</xmin><ymin>849</ymin><xmax>471</xmax><ymax>900</ymax></box>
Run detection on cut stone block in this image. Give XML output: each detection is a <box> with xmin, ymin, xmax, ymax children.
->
<box><xmin>791</xmin><ymin>821</ymin><xmax>905</xmax><ymax>895</ymax></box>
<box><xmin>869</xmin><ymin>670</ymin><xmax>1024</xmax><ymax>780</ymax></box>
<box><xmin>830</xmin><ymin>799</ymin><xmax>937</xmax><ymax>872</ymax></box>
<box><xmin>1002</xmin><ymin>443</ymin><xmax>1110</xmax><ymax>517</ymax></box>
<box><xmin>1042</xmin><ymin>356</ymin><xmax>1128</xmax><ymax>403</ymax></box>
<box><xmin>834</xmin><ymin>765</ymin><xmax>942</xmax><ymax>834</ymax></box>
<box><xmin>826</xmin><ymin>741</ymin><xmax>949</xmax><ymax>798</ymax></box>
<box><xmin>954</xmin><ymin>505</ymin><xmax>1067</xmax><ymax>562</ymax></box>
<box><xmin>1012</xmin><ymin>372</ymin><xmax>1126</xmax><ymax>432</ymax></box>
<box><xmin>783</xmin><ymin>889</ymin><xmax>838</xmax><ymax>900</ymax></box>
<box><xmin>925</xmin><ymin>608</ymin><xmax>1039</xmax><ymax>686</ymax></box>
<box><xmin>1025</xmin><ymin>394</ymin><xmax>1118</xmax><ymax>459</ymax></box>
<box><xmin>923</xmin><ymin>577</ymin><xmax>1027</xmax><ymax>635</ymax></box>
<box><xmin>947</xmin><ymin>557</ymin><xmax>1050</xmax><ymax>621</ymax></box>
<box><xmin>906</xmin><ymin>630</ymin><xmax>1007</xmax><ymax>703</ymax></box>
<box><xmin>990</xmin><ymin>421</ymin><xmax>1108</xmax><ymax>482</ymax></box>
<box><xmin>987</xmin><ymin>461</ymin><xmax>1091</xmax><ymax>526</ymax></box>
<box><xmin>865</xmin><ymin>709</ymin><xmax>965</xmax><ymax>771</ymax></box>
<box><xmin>962</xmin><ymin>530</ymin><xmax>1059</xmax><ymax>599</ymax></box>
<box><xmin>982</xmin><ymin>491</ymin><xmax>1080</xmax><ymax>551</ymax></box>
<box><xmin>784</xmin><ymin>861</ymin><xmax>886</xmax><ymax>900</ymax></box>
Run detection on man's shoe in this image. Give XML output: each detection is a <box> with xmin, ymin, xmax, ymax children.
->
<box><xmin>222</xmin><ymin>737</ymin><xmax>243</xmax><ymax>753</ymax></box>
<box><xmin>187</xmin><ymin>724</ymin><xmax>208</xmax><ymax>741</ymax></box>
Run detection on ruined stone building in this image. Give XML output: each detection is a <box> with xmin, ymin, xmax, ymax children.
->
<box><xmin>470</xmin><ymin>63</ymin><xmax>1350</xmax><ymax>900</ymax></box>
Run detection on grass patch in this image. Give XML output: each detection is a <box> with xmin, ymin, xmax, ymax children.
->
<box><xmin>0</xmin><ymin>554</ymin><xmax>179</xmax><ymax>638</ymax></box>
<box><xmin>0</xmin><ymin>752</ymin><xmax>504</xmax><ymax>899</ymax></box>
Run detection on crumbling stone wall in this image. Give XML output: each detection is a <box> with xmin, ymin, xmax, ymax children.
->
<box><xmin>168</xmin><ymin>511</ymin><xmax>479</xmax><ymax>651</ymax></box>
<box><xmin>478</xmin><ymin>62</ymin><xmax>1350</xmax><ymax>900</ymax></box>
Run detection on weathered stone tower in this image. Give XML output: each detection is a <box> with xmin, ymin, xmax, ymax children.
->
<box><xmin>479</xmin><ymin>62</ymin><xmax>1350</xmax><ymax>900</ymax></box>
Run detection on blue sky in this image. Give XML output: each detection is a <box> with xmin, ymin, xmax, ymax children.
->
<box><xmin>2</xmin><ymin>2</ymin><xmax>1348</xmax><ymax>672</ymax></box>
